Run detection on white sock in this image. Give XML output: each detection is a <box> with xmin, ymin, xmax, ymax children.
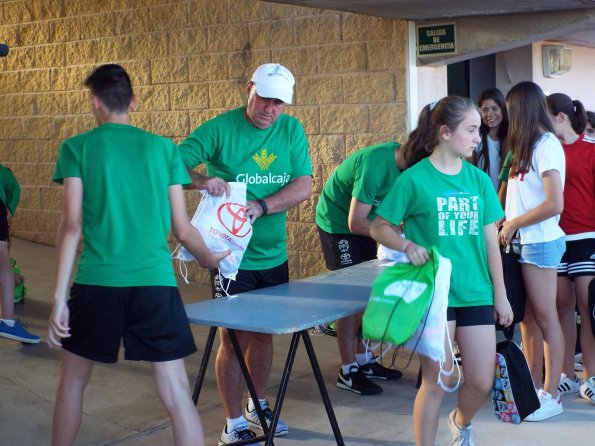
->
<box><xmin>355</xmin><ymin>352</ymin><xmax>371</xmax><ymax>366</ymax></box>
<box><xmin>0</xmin><ymin>319</ymin><xmax>16</xmax><ymax>327</ymax></box>
<box><xmin>226</xmin><ymin>415</ymin><xmax>246</xmax><ymax>431</ymax></box>
<box><xmin>247</xmin><ymin>398</ymin><xmax>267</xmax><ymax>412</ymax></box>
<box><xmin>342</xmin><ymin>361</ymin><xmax>358</xmax><ymax>375</ymax></box>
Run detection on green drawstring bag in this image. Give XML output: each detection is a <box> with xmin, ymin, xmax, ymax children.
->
<box><xmin>362</xmin><ymin>246</ymin><xmax>440</xmax><ymax>346</ymax></box>
<box><xmin>11</xmin><ymin>258</ymin><xmax>26</xmax><ymax>304</ymax></box>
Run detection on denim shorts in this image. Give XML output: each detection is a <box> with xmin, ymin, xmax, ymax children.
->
<box><xmin>519</xmin><ymin>237</ymin><xmax>566</xmax><ymax>269</ymax></box>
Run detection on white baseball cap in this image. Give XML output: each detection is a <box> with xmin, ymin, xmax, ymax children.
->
<box><xmin>250</xmin><ymin>63</ymin><xmax>295</xmax><ymax>104</ymax></box>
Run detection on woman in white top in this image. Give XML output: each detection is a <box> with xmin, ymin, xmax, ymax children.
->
<box><xmin>472</xmin><ymin>88</ymin><xmax>509</xmax><ymax>191</ymax></box>
<box><xmin>499</xmin><ymin>81</ymin><xmax>566</xmax><ymax>421</ymax></box>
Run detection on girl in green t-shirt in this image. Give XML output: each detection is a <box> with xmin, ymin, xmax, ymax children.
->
<box><xmin>371</xmin><ymin>96</ymin><xmax>513</xmax><ymax>446</ymax></box>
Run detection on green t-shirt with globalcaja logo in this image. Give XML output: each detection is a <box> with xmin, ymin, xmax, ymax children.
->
<box><xmin>376</xmin><ymin>158</ymin><xmax>504</xmax><ymax>307</ymax></box>
<box><xmin>315</xmin><ymin>142</ymin><xmax>401</xmax><ymax>234</ymax></box>
<box><xmin>178</xmin><ymin>107</ymin><xmax>312</xmax><ymax>270</ymax></box>
<box><xmin>52</xmin><ymin>123</ymin><xmax>191</xmax><ymax>287</ymax></box>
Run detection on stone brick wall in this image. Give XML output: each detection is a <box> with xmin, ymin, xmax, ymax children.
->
<box><xmin>0</xmin><ymin>0</ymin><xmax>409</xmax><ymax>283</ymax></box>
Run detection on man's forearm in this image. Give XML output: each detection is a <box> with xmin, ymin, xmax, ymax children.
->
<box><xmin>259</xmin><ymin>175</ymin><xmax>312</xmax><ymax>214</ymax></box>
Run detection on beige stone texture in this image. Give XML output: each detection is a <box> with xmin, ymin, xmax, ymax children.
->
<box><xmin>0</xmin><ymin>0</ymin><xmax>409</xmax><ymax>283</ymax></box>
<box><xmin>19</xmin><ymin>186</ymin><xmax>42</xmax><ymax>210</ymax></box>
<box><xmin>294</xmin><ymin>15</ymin><xmax>340</xmax><ymax>46</ymax></box>
<box><xmin>51</xmin><ymin>16</ymin><xmax>83</xmax><ymax>43</ymax></box>
<box><xmin>298</xmin><ymin>75</ymin><xmax>343</xmax><ymax>105</ymax></box>
<box><xmin>188</xmin><ymin>54</ymin><xmax>229</xmax><ymax>82</ymax></box>
<box><xmin>6</xmin><ymin>46</ymin><xmax>36</xmax><ymax>71</ymax></box>
<box><xmin>150</xmin><ymin>3</ymin><xmax>188</xmax><ymax>32</ymax></box>
<box><xmin>228</xmin><ymin>50</ymin><xmax>271</xmax><ymax>80</ymax></box>
<box><xmin>169</xmin><ymin>28</ymin><xmax>208</xmax><ymax>57</ymax></box>
<box><xmin>318</xmin><ymin>42</ymin><xmax>367</xmax><ymax>73</ymax></box>
<box><xmin>151</xmin><ymin>111</ymin><xmax>190</xmax><ymax>138</ymax></box>
<box><xmin>170</xmin><ymin>84</ymin><xmax>209</xmax><ymax>110</ymax></box>
<box><xmin>187</xmin><ymin>0</ymin><xmax>229</xmax><ymax>27</ymax></box>
<box><xmin>114</xmin><ymin>9</ymin><xmax>151</xmax><ymax>36</ymax></box>
<box><xmin>270</xmin><ymin>47</ymin><xmax>318</xmax><ymax>75</ymax></box>
<box><xmin>134</xmin><ymin>85</ymin><xmax>171</xmax><ymax>112</ymax></box>
<box><xmin>285</xmin><ymin>106</ymin><xmax>319</xmax><ymax>135</ymax></box>
<box><xmin>343</xmin><ymin>14</ymin><xmax>394</xmax><ymax>42</ymax></box>
<box><xmin>344</xmin><ymin>72</ymin><xmax>396</xmax><ymax>104</ymax></box>
<box><xmin>320</xmin><ymin>105</ymin><xmax>369</xmax><ymax>134</ymax></box>
<box><xmin>208</xmin><ymin>24</ymin><xmax>251</xmax><ymax>53</ymax></box>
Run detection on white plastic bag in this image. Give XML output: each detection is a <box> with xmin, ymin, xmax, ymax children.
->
<box><xmin>174</xmin><ymin>182</ymin><xmax>252</xmax><ymax>281</ymax></box>
<box><xmin>404</xmin><ymin>252</ymin><xmax>460</xmax><ymax>392</ymax></box>
<box><xmin>377</xmin><ymin>244</ymin><xmax>409</xmax><ymax>264</ymax></box>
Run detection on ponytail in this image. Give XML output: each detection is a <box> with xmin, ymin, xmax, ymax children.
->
<box><xmin>399</xmin><ymin>96</ymin><xmax>477</xmax><ymax>171</ymax></box>
<box><xmin>546</xmin><ymin>93</ymin><xmax>587</xmax><ymax>135</ymax></box>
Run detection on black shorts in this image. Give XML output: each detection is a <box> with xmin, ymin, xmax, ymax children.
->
<box><xmin>62</xmin><ymin>284</ymin><xmax>197</xmax><ymax>363</ymax></box>
<box><xmin>317</xmin><ymin>226</ymin><xmax>377</xmax><ymax>271</ymax></box>
<box><xmin>558</xmin><ymin>238</ymin><xmax>595</xmax><ymax>278</ymax></box>
<box><xmin>210</xmin><ymin>261</ymin><xmax>289</xmax><ymax>298</ymax></box>
<box><xmin>0</xmin><ymin>198</ymin><xmax>8</xmax><ymax>242</ymax></box>
<box><xmin>447</xmin><ymin>305</ymin><xmax>495</xmax><ymax>327</ymax></box>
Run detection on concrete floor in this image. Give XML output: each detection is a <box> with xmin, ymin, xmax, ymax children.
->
<box><xmin>1</xmin><ymin>237</ymin><xmax>594</xmax><ymax>446</ymax></box>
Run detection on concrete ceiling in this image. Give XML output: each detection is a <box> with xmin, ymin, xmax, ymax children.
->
<box><xmin>269</xmin><ymin>0</ymin><xmax>595</xmax><ymax>49</ymax></box>
<box><xmin>268</xmin><ymin>0</ymin><xmax>595</xmax><ymax>20</ymax></box>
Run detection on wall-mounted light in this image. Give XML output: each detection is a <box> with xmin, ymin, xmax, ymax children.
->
<box><xmin>542</xmin><ymin>45</ymin><xmax>572</xmax><ymax>77</ymax></box>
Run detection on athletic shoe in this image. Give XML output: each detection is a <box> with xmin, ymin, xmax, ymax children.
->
<box><xmin>0</xmin><ymin>320</ymin><xmax>40</xmax><ymax>344</ymax></box>
<box><xmin>359</xmin><ymin>358</ymin><xmax>403</xmax><ymax>380</ymax></box>
<box><xmin>218</xmin><ymin>422</ymin><xmax>258</xmax><ymax>445</ymax></box>
<box><xmin>580</xmin><ymin>376</ymin><xmax>595</xmax><ymax>405</ymax></box>
<box><xmin>557</xmin><ymin>373</ymin><xmax>580</xmax><ymax>395</ymax></box>
<box><xmin>448</xmin><ymin>409</ymin><xmax>475</xmax><ymax>446</ymax></box>
<box><xmin>336</xmin><ymin>365</ymin><xmax>382</xmax><ymax>395</ymax></box>
<box><xmin>245</xmin><ymin>401</ymin><xmax>289</xmax><ymax>436</ymax></box>
<box><xmin>525</xmin><ymin>389</ymin><xmax>563</xmax><ymax>421</ymax></box>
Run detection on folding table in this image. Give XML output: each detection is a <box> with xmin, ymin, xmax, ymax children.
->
<box><xmin>185</xmin><ymin>259</ymin><xmax>386</xmax><ymax>446</ymax></box>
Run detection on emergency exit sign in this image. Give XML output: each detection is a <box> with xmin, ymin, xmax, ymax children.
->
<box><xmin>417</xmin><ymin>24</ymin><xmax>456</xmax><ymax>56</ymax></box>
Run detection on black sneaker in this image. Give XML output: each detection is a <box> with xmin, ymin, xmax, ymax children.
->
<box><xmin>360</xmin><ymin>360</ymin><xmax>403</xmax><ymax>380</ymax></box>
<box><xmin>336</xmin><ymin>366</ymin><xmax>383</xmax><ymax>395</ymax></box>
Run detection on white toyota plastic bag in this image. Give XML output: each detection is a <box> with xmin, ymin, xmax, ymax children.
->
<box><xmin>174</xmin><ymin>182</ymin><xmax>252</xmax><ymax>283</ymax></box>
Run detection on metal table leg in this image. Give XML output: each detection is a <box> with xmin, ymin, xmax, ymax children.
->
<box><xmin>301</xmin><ymin>330</ymin><xmax>345</xmax><ymax>446</ymax></box>
<box><xmin>192</xmin><ymin>325</ymin><xmax>218</xmax><ymax>404</ymax></box>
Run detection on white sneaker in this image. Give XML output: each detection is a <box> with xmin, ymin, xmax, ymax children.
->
<box><xmin>245</xmin><ymin>401</ymin><xmax>289</xmax><ymax>436</ymax></box>
<box><xmin>557</xmin><ymin>373</ymin><xmax>580</xmax><ymax>395</ymax></box>
<box><xmin>448</xmin><ymin>410</ymin><xmax>475</xmax><ymax>446</ymax></box>
<box><xmin>580</xmin><ymin>376</ymin><xmax>595</xmax><ymax>405</ymax></box>
<box><xmin>218</xmin><ymin>422</ymin><xmax>258</xmax><ymax>445</ymax></box>
<box><xmin>525</xmin><ymin>390</ymin><xmax>563</xmax><ymax>421</ymax></box>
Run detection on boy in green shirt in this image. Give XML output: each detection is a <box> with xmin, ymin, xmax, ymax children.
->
<box><xmin>316</xmin><ymin>142</ymin><xmax>404</xmax><ymax>396</ymax></box>
<box><xmin>0</xmin><ymin>165</ymin><xmax>39</xmax><ymax>343</ymax></box>
<box><xmin>48</xmin><ymin>64</ymin><xmax>227</xmax><ymax>446</ymax></box>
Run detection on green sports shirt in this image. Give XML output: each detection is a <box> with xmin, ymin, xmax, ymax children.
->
<box><xmin>179</xmin><ymin>107</ymin><xmax>312</xmax><ymax>270</ymax></box>
<box><xmin>377</xmin><ymin>158</ymin><xmax>504</xmax><ymax>307</ymax></box>
<box><xmin>53</xmin><ymin>123</ymin><xmax>191</xmax><ymax>287</ymax></box>
<box><xmin>0</xmin><ymin>164</ymin><xmax>20</xmax><ymax>215</ymax></box>
<box><xmin>316</xmin><ymin>142</ymin><xmax>401</xmax><ymax>234</ymax></box>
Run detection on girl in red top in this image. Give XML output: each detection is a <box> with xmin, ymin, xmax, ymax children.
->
<box><xmin>547</xmin><ymin>93</ymin><xmax>595</xmax><ymax>405</ymax></box>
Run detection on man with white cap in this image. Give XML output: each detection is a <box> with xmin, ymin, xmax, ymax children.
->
<box><xmin>179</xmin><ymin>63</ymin><xmax>312</xmax><ymax>444</ymax></box>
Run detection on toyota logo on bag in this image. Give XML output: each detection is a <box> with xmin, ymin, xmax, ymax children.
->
<box><xmin>217</xmin><ymin>203</ymin><xmax>252</xmax><ymax>237</ymax></box>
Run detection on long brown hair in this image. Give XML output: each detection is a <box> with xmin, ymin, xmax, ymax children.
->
<box><xmin>506</xmin><ymin>82</ymin><xmax>554</xmax><ymax>177</ymax></box>
<box><xmin>399</xmin><ymin>96</ymin><xmax>478</xmax><ymax>170</ymax></box>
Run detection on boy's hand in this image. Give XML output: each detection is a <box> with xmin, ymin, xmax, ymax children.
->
<box><xmin>405</xmin><ymin>244</ymin><xmax>429</xmax><ymax>266</ymax></box>
<box><xmin>198</xmin><ymin>249</ymin><xmax>231</xmax><ymax>270</ymax></box>
<box><xmin>47</xmin><ymin>300</ymin><xmax>71</xmax><ymax>348</ymax></box>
